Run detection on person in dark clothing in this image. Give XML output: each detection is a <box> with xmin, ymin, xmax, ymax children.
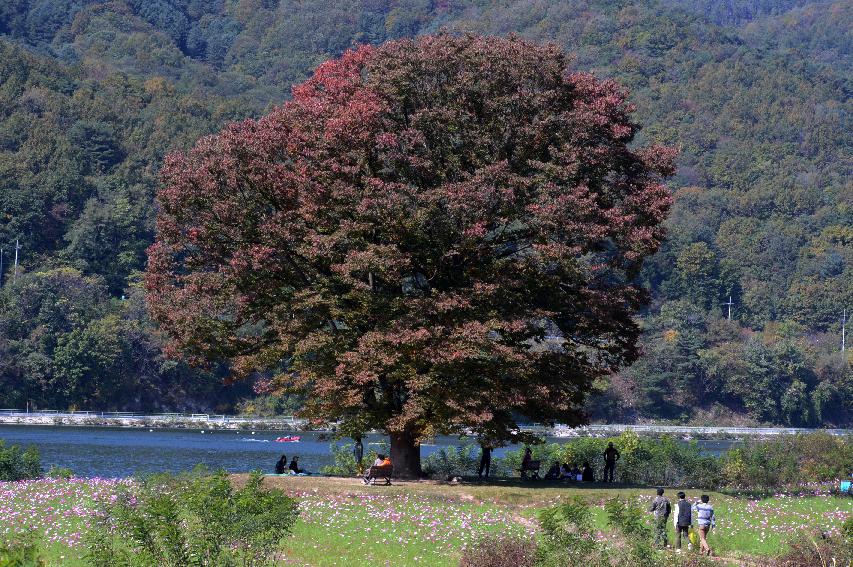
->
<box><xmin>289</xmin><ymin>456</ymin><xmax>307</xmax><ymax>474</ymax></box>
<box><xmin>649</xmin><ymin>488</ymin><xmax>672</xmax><ymax>548</ymax></box>
<box><xmin>603</xmin><ymin>442</ymin><xmax>620</xmax><ymax>482</ymax></box>
<box><xmin>581</xmin><ymin>461</ymin><xmax>594</xmax><ymax>482</ymax></box>
<box><xmin>673</xmin><ymin>491</ymin><xmax>692</xmax><ymax>549</ymax></box>
<box><xmin>274</xmin><ymin>454</ymin><xmax>287</xmax><ymax>474</ymax></box>
<box><xmin>545</xmin><ymin>461</ymin><xmax>561</xmax><ymax>479</ymax></box>
<box><xmin>520</xmin><ymin>448</ymin><xmax>535</xmax><ymax>480</ymax></box>
<box><xmin>478</xmin><ymin>445</ymin><xmax>492</xmax><ymax>478</ymax></box>
<box><xmin>353</xmin><ymin>436</ymin><xmax>364</xmax><ymax>469</ymax></box>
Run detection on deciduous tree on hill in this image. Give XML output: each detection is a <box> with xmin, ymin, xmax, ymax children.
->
<box><xmin>145</xmin><ymin>35</ymin><xmax>675</xmax><ymax>477</ymax></box>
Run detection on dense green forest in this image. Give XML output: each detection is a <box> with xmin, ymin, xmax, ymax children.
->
<box><xmin>0</xmin><ymin>0</ymin><xmax>850</xmax><ymax>424</ymax></box>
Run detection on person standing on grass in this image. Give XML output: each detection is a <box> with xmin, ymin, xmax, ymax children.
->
<box><xmin>478</xmin><ymin>444</ymin><xmax>492</xmax><ymax>479</ymax></box>
<box><xmin>649</xmin><ymin>488</ymin><xmax>671</xmax><ymax>548</ymax></box>
<box><xmin>673</xmin><ymin>491</ymin><xmax>692</xmax><ymax>550</ymax></box>
<box><xmin>693</xmin><ymin>494</ymin><xmax>715</xmax><ymax>556</ymax></box>
<box><xmin>352</xmin><ymin>436</ymin><xmax>364</xmax><ymax>470</ymax></box>
<box><xmin>603</xmin><ymin>442</ymin><xmax>620</xmax><ymax>482</ymax></box>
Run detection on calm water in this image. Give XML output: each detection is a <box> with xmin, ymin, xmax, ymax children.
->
<box><xmin>0</xmin><ymin>425</ymin><xmax>737</xmax><ymax>478</ymax></box>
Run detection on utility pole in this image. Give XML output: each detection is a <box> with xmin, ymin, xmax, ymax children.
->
<box><xmin>13</xmin><ymin>239</ymin><xmax>19</xmax><ymax>283</ymax></box>
<box><xmin>723</xmin><ymin>296</ymin><xmax>734</xmax><ymax>321</ymax></box>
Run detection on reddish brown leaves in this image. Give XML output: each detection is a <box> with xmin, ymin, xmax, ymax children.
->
<box><xmin>145</xmin><ymin>34</ymin><xmax>675</xmax><ymax>447</ymax></box>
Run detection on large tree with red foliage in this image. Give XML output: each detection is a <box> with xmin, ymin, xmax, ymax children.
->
<box><xmin>145</xmin><ymin>35</ymin><xmax>675</xmax><ymax>477</ymax></box>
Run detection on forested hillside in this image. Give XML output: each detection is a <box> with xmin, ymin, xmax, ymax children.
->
<box><xmin>0</xmin><ymin>0</ymin><xmax>850</xmax><ymax>424</ymax></box>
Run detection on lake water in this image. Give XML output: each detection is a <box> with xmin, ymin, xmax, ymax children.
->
<box><xmin>0</xmin><ymin>425</ymin><xmax>738</xmax><ymax>478</ymax></box>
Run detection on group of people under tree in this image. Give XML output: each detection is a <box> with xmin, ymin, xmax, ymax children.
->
<box><xmin>650</xmin><ymin>488</ymin><xmax>716</xmax><ymax>556</ymax></box>
<box><xmin>480</xmin><ymin>441</ymin><xmax>622</xmax><ymax>482</ymax></box>
<box><xmin>543</xmin><ymin>458</ymin><xmax>595</xmax><ymax>481</ymax></box>
<box><xmin>274</xmin><ymin>454</ymin><xmax>309</xmax><ymax>475</ymax></box>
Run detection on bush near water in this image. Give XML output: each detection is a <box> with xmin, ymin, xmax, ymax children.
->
<box><xmin>410</xmin><ymin>431</ymin><xmax>853</xmax><ymax>489</ymax></box>
<box><xmin>0</xmin><ymin>440</ymin><xmax>41</xmax><ymax>482</ymax></box>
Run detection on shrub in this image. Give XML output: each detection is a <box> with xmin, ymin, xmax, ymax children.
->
<box><xmin>760</xmin><ymin>532</ymin><xmax>853</xmax><ymax>567</ymax></box>
<box><xmin>458</xmin><ymin>534</ymin><xmax>537</xmax><ymax>567</ymax></box>
<box><xmin>0</xmin><ymin>441</ymin><xmax>42</xmax><ymax>481</ymax></box>
<box><xmin>422</xmin><ymin>445</ymin><xmax>481</xmax><ymax>480</ymax></box>
<box><xmin>495</xmin><ymin>432</ymin><xmax>721</xmax><ymax>487</ymax></box>
<box><xmin>0</xmin><ymin>533</ymin><xmax>45</xmax><ymax>567</ymax></box>
<box><xmin>536</xmin><ymin>498</ymin><xmax>600</xmax><ymax>566</ymax></box>
<box><xmin>843</xmin><ymin>516</ymin><xmax>853</xmax><ymax>541</ymax></box>
<box><xmin>534</xmin><ymin>497</ymin><xmax>710</xmax><ymax>567</ymax></box>
<box><xmin>85</xmin><ymin>469</ymin><xmax>299</xmax><ymax>567</ymax></box>
<box><xmin>605</xmin><ymin>498</ymin><xmax>656</xmax><ymax>564</ymax></box>
<box><xmin>722</xmin><ymin>433</ymin><xmax>853</xmax><ymax>489</ymax></box>
<box><xmin>46</xmin><ymin>465</ymin><xmax>73</xmax><ymax>479</ymax></box>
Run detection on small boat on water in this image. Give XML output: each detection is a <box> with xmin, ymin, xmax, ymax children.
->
<box><xmin>274</xmin><ymin>435</ymin><xmax>301</xmax><ymax>443</ymax></box>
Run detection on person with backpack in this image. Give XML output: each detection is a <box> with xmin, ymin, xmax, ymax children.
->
<box><xmin>649</xmin><ymin>488</ymin><xmax>671</xmax><ymax>548</ymax></box>
<box><xmin>693</xmin><ymin>494</ymin><xmax>716</xmax><ymax>556</ymax></box>
<box><xmin>673</xmin><ymin>491</ymin><xmax>692</xmax><ymax>549</ymax></box>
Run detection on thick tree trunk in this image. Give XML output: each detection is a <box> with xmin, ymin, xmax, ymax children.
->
<box><xmin>390</xmin><ymin>429</ymin><xmax>421</xmax><ymax>479</ymax></box>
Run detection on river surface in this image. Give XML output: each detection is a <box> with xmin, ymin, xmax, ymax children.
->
<box><xmin>0</xmin><ymin>425</ymin><xmax>738</xmax><ymax>478</ymax></box>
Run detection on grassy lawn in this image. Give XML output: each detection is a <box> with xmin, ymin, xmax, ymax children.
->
<box><xmin>256</xmin><ymin>476</ymin><xmax>853</xmax><ymax>565</ymax></box>
<box><xmin>1</xmin><ymin>475</ymin><xmax>850</xmax><ymax>566</ymax></box>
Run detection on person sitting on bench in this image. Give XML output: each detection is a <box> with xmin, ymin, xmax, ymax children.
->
<box><xmin>519</xmin><ymin>448</ymin><xmax>540</xmax><ymax>479</ymax></box>
<box><xmin>363</xmin><ymin>454</ymin><xmax>392</xmax><ymax>485</ymax></box>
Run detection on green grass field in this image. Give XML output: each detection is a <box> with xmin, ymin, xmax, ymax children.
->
<box><xmin>1</xmin><ymin>476</ymin><xmax>850</xmax><ymax>566</ymax></box>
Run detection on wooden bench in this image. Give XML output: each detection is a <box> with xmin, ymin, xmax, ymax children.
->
<box><xmin>518</xmin><ymin>460</ymin><xmax>541</xmax><ymax>480</ymax></box>
<box><xmin>364</xmin><ymin>464</ymin><xmax>394</xmax><ymax>485</ymax></box>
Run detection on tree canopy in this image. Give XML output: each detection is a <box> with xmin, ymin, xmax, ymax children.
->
<box><xmin>146</xmin><ymin>35</ymin><xmax>675</xmax><ymax>475</ymax></box>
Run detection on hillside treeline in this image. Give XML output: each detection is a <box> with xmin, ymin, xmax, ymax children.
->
<box><xmin>0</xmin><ymin>0</ymin><xmax>850</xmax><ymax>423</ymax></box>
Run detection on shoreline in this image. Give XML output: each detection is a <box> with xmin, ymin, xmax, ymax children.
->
<box><xmin>0</xmin><ymin>412</ymin><xmax>309</xmax><ymax>431</ymax></box>
<box><xmin>1</xmin><ymin>412</ymin><xmax>850</xmax><ymax>438</ymax></box>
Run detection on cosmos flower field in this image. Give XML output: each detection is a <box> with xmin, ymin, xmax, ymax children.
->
<box><xmin>0</xmin><ymin>477</ymin><xmax>850</xmax><ymax>566</ymax></box>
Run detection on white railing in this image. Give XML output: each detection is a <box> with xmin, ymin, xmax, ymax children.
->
<box><xmin>0</xmin><ymin>409</ymin><xmax>306</xmax><ymax>425</ymax></box>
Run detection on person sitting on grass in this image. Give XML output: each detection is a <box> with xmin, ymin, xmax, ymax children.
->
<box><xmin>545</xmin><ymin>461</ymin><xmax>561</xmax><ymax>479</ymax></box>
<box><xmin>573</xmin><ymin>464</ymin><xmax>582</xmax><ymax>481</ymax></box>
<box><xmin>274</xmin><ymin>454</ymin><xmax>287</xmax><ymax>474</ymax></box>
<box><xmin>560</xmin><ymin>463</ymin><xmax>573</xmax><ymax>480</ymax></box>
<box><xmin>581</xmin><ymin>461</ymin><xmax>594</xmax><ymax>482</ymax></box>
<box><xmin>288</xmin><ymin>456</ymin><xmax>309</xmax><ymax>475</ymax></box>
<box><xmin>693</xmin><ymin>494</ymin><xmax>716</xmax><ymax>556</ymax></box>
